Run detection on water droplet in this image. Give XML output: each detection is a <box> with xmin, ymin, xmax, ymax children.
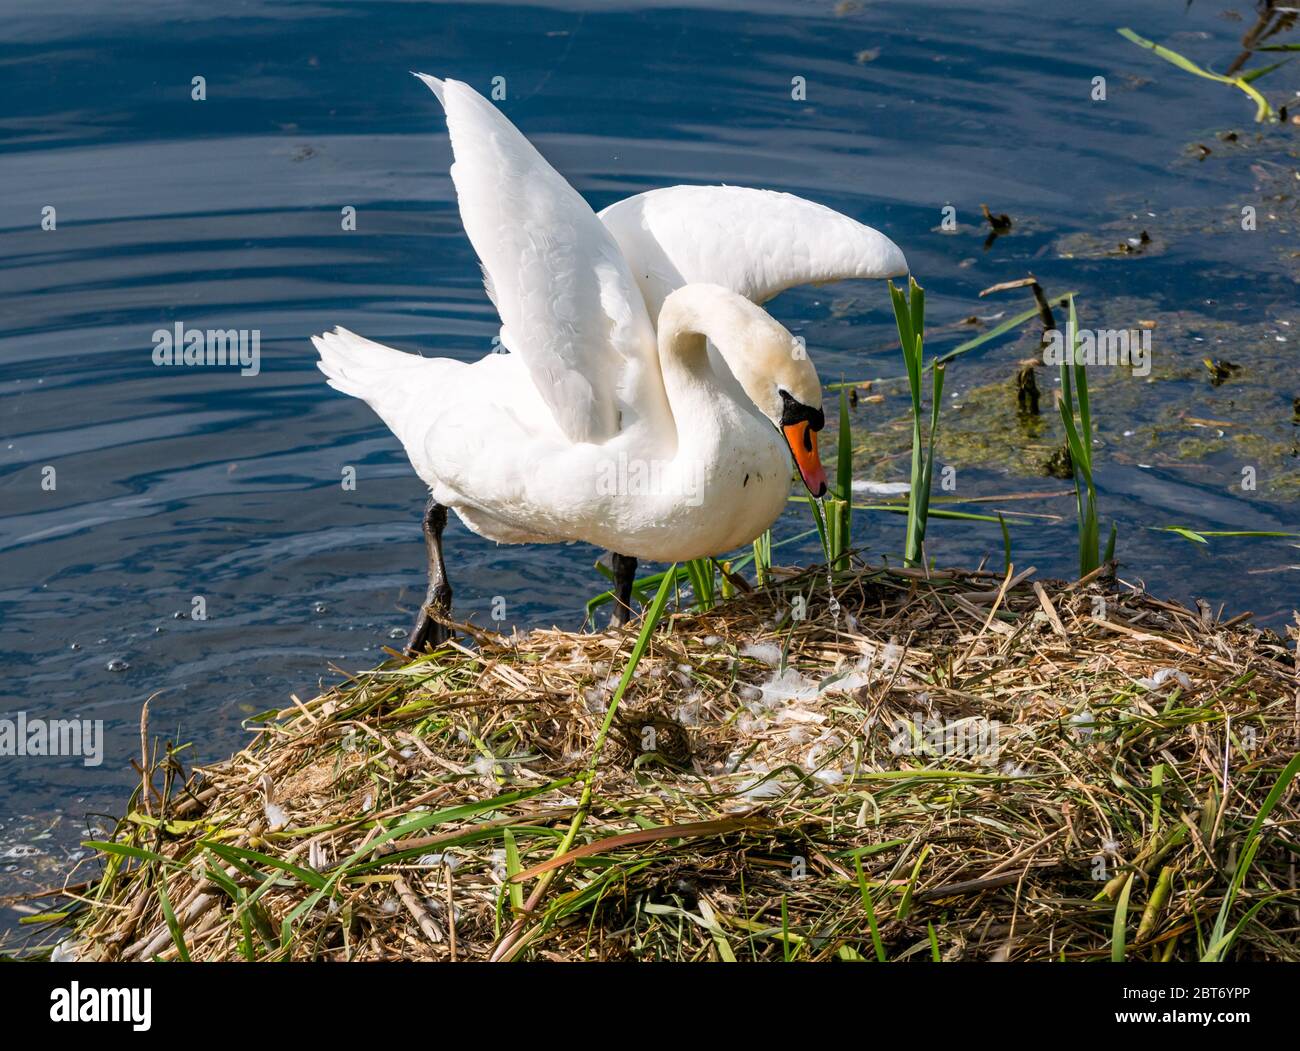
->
<box><xmin>388</xmin><ymin>627</ymin><xmax>406</xmax><ymax>639</ymax></box>
<box><xmin>105</xmin><ymin>658</ymin><xmax>130</xmax><ymax>672</ymax></box>
<box><xmin>313</xmin><ymin>602</ymin><xmax>330</xmax><ymax>615</ymax></box>
<box><xmin>69</xmin><ymin>642</ymin><xmax>80</xmax><ymax>651</ymax></box>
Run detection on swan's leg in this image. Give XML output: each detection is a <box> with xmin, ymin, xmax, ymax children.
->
<box><xmin>406</xmin><ymin>497</ymin><xmax>453</xmax><ymax>655</ymax></box>
<box><xmin>608</xmin><ymin>552</ymin><xmax>638</xmax><ymax>628</ymax></box>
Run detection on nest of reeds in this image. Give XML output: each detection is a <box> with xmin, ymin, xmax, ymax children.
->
<box><xmin>39</xmin><ymin>561</ymin><xmax>1300</xmax><ymax>962</ymax></box>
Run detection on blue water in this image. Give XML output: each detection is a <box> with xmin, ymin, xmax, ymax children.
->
<box><xmin>1</xmin><ymin>0</ymin><xmax>1297</xmax><ymax>931</ymax></box>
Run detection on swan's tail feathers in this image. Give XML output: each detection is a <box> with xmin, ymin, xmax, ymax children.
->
<box><xmin>312</xmin><ymin>326</ymin><xmax>426</xmax><ymax>400</ymax></box>
<box><xmin>312</xmin><ymin>327</ymin><xmax>456</xmax><ymax>463</ymax></box>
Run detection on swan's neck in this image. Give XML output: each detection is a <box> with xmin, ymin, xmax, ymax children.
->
<box><xmin>656</xmin><ymin>294</ymin><xmax>764</xmax><ymax>463</ymax></box>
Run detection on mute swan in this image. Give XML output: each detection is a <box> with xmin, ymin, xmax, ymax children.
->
<box><xmin>314</xmin><ymin>75</ymin><xmax>907</xmax><ymax>651</ymax></box>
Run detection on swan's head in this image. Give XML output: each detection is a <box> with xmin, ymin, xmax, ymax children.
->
<box><xmin>752</xmin><ymin>338</ymin><xmax>827</xmax><ymax>499</ymax></box>
<box><xmin>775</xmin><ymin>385</ymin><xmax>827</xmax><ymax>499</ymax></box>
<box><xmin>660</xmin><ymin>284</ymin><xmax>828</xmax><ymax>497</ymax></box>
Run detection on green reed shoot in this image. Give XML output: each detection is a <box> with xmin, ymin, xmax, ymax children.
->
<box><xmin>827</xmin><ymin>293</ymin><xmax>1075</xmax><ymax>393</ymax></box>
<box><xmin>684</xmin><ymin>557</ymin><xmax>718</xmax><ymax>610</ymax></box>
<box><xmin>1154</xmin><ymin>526</ymin><xmax>1300</xmax><ymax>545</ymax></box>
<box><xmin>1057</xmin><ymin>296</ymin><xmax>1116</xmax><ymax>575</ymax></box>
<box><xmin>889</xmin><ymin>277</ymin><xmax>945</xmax><ymax>568</ymax></box>
<box><xmin>1119</xmin><ymin>27</ymin><xmax>1286</xmax><ymax>123</ymax></box>
<box><xmin>819</xmin><ymin>385</ymin><xmax>854</xmax><ymax>570</ymax></box>
<box><xmin>587</xmin><ymin>529</ymin><xmax>820</xmax><ymax>619</ymax></box>
<box><xmin>751</xmin><ymin>528</ymin><xmax>772</xmax><ymax>586</ymax></box>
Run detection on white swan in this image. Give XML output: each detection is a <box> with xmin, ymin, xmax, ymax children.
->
<box><xmin>314</xmin><ymin>75</ymin><xmax>906</xmax><ymax>649</ymax></box>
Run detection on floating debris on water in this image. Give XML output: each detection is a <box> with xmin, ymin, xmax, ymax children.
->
<box><xmin>850</xmin><ymin>480</ymin><xmax>911</xmax><ymax>496</ymax></box>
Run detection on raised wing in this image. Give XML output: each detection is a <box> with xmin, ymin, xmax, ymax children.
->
<box><xmin>598</xmin><ymin>185</ymin><xmax>908</xmax><ymax>320</ymax></box>
<box><xmin>416</xmin><ymin>74</ymin><xmax>657</xmax><ymax>444</ymax></box>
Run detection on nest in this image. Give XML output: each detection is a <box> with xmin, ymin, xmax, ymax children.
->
<box><xmin>30</xmin><ymin>561</ymin><xmax>1300</xmax><ymax>962</ymax></box>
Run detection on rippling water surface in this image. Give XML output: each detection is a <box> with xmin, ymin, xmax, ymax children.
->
<box><xmin>2</xmin><ymin>0</ymin><xmax>1297</xmax><ymax>930</ymax></box>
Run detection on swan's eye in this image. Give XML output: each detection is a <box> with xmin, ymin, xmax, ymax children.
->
<box><xmin>778</xmin><ymin>389</ymin><xmax>825</xmax><ymax>432</ymax></box>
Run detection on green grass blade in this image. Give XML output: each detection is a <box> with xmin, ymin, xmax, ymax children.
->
<box><xmin>908</xmin><ymin>276</ymin><xmax>926</xmax><ymax>348</ymax></box>
<box><xmin>835</xmin><ymin>385</ymin><xmax>853</xmax><ymax>564</ymax></box>
<box><xmin>752</xmin><ymin>529</ymin><xmax>772</xmax><ymax>587</ymax></box>
<box><xmin>938</xmin><ymin>300</ymin><xmax>1060</xmax><ymax>365</ymax></box>
<box><xmin>836</xmin><ymin>384</ymin><xmax>852</xmax><ymax>500</ymax></box>
<box><xmin>1204</xmin><ymin>751</ymin><xmax>1300</xmax><ymax>959</ymax></box>
<box><xmin>157</xmin><ymin>876</ymin><xmax>191</xmax><ymax>962</ymax></box>
<box><xmin>82</xmin><ymin>840</ymin><xmax>184</xmax><ymax>869</ymax></box>
<box><xmin>1154</xmin><ymin>526</ymin><xmax>1299</xmax><ymax>544</ymax></box>
<box><xmin>1111</xmin><ymin>872</ymin><xmax>1135</xmax><ymax>961</ymax></box>
<box><xmin>854</xmin><ymin>854</ymin><xmax>887</xmax><ymax>961</ymax></box>
<box><xmin>1238</xmin><ymin>58</ymin><xmax>1291</xmax><ymax>84</ymax></box>
<box><xmin>1118</xmin><ymin>27</ymin><xmax>1278</xmax><ymax>120</ymax></box>
<box><xmin>503</xmin><ymin>827</ymin><xmax>524</xmax><ymax>913</ymax></box>
<box><xmin>1118</xmin><ymin>27</ymin><xmax>1232</xmax><ymax>83</ymax></box>
<box><xmin>202</xmin><ymin>841</ymin><xmax>329</xmax><ymax>890</ymax></box>
<box><xmin>1069</xmin><ymin>298</ymin><xmax>1093</xmax><ymax>473</ymax></box>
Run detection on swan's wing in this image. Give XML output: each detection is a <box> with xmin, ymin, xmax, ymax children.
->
<box><xmin>598</xmin><ymin>185</ymin><xmax>908</xmax><ymax>319</ymax></box>
<box><xmin>415</xmin><ymin>74</ymin><xmax>657</xmax><ymax>444</ymax></box>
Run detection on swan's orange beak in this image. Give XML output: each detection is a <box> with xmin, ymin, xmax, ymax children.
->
<box><xmin>783</xmin><ymin>420</ymin><xmax>827</xmax><ymax>498</ymax></box>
